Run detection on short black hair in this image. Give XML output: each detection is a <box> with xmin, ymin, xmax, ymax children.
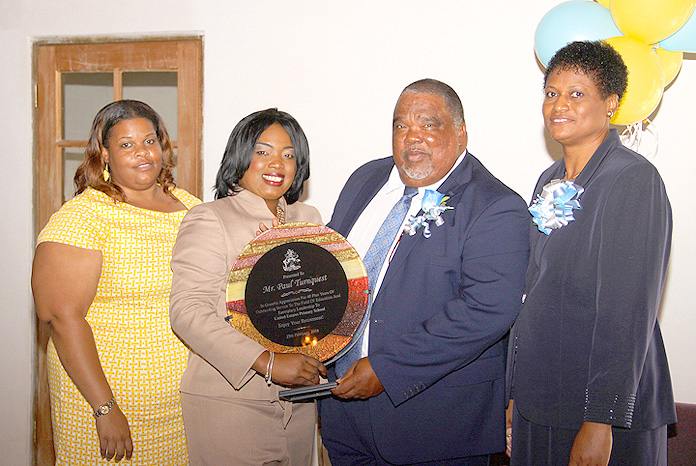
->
<box><xmin>214</xmin><ymin>108</ymin><xmax>310</xmax><ymax>204</ymax></box>
<box><xmin>545</xmin><ymin>41</ymin><xmax>628</xmax><ymax>102</ymax></box>
<box><xmin>400</xmin><ymin>78</ymin><xmax>465</xmax><ymax>127</ymax></box>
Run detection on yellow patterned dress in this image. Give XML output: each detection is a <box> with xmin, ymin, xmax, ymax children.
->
<box><xmin>37</xmin><ymin>187</ymin><xmax>200</xmax><ymax>465</ymax></box>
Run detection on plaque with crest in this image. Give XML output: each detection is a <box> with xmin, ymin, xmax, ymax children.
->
<box><xmin>226</xmin><ymin>222</ymin><xmax>369</xmax><ymax>365</ymax></box>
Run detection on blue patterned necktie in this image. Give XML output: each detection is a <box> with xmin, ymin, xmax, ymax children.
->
<box><xmin>335</xmin><ymin>186</ymin><xmax>418</xmax><ymax>377</ymax></box>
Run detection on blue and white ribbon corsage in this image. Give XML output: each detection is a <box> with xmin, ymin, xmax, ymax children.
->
<box><xmin>404</xmin><ymin>189</ymin><xmax>454</xmax><ymax>238</ymax></box>
<box><xmin>529</xmin><ymin>179</ymin><xmax>584</xmax><ymax>235</ymax></box>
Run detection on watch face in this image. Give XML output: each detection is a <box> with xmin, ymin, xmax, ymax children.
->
<box><xmin>99</xmin><ymin>405</ymin><xmax>110</xmax><ymax>415</ymax></box>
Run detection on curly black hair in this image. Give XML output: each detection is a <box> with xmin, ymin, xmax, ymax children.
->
<box><xmin>545</xmin><ymin>41</ymin><xmax>628</xmax><ymax>103</ymax></box>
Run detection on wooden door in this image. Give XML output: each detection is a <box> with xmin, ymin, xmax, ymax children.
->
<box><xmin>33</xmin><ymin>37</ymin><xmax>203</xmax><ymax>465</ymax></box>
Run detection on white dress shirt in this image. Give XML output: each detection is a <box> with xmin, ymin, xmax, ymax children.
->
<box><xmin>346</xmin><ymin>151</ymin><xmax>466</xmax><ymax>357</ymax></box>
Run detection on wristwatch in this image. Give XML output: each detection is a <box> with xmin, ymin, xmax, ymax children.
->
<box><xmin>93</xmin><ymin>397</ymin><xmax>116</xmax><ymax>418</ymax></box>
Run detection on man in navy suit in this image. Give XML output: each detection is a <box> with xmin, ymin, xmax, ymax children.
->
<box><xmin>319</xmin><ymin>79</ymin><xmax>529</xmax><ymax>465</ymax></box>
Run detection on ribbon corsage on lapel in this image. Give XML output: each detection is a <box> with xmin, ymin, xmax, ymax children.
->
<box><xmin>404</xmin><ymin>189</ymin><xmax>454</xmax><ymax>238</ymax></box>
<box><xmin>529</xmin><ymin>179</ymin><xmax>584</xmax><ymax>235</ymax></box>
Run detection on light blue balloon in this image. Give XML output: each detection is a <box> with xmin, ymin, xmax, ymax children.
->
<box><xmin>660</xmin><ymin>9</ymin><xmax>696</xmax><ymax>53</ymax></box>
<box><xmin>535</xmin><ymin>1</ymin><xmax>623</xmax><ymax>68</ymax></box>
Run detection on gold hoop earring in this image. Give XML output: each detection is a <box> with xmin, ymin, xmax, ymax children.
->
<box><xmin>103</xmin><ymin>163</ymin><xmax>110</xmax><ymax>182</ymax></box>
<box><xmin>607</xmin><ymin>111</ymin><xmax>614</xmax><ymax>118</ymax></box>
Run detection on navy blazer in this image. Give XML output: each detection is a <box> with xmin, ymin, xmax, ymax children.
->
<box><xmin>508</xmin><ymin>130</ymin><xmax>676</xmax><ymax>431</ymax></box>
<box><xmin>326</xmin><ymin>153</ymin><xmax>529</xmax><ymax>463</ymax></box>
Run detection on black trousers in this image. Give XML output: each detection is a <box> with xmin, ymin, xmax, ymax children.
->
<box><xmin>510</xmin><ymin>404</ymin><xmax>667</xmax><ymax>466</ymax></box>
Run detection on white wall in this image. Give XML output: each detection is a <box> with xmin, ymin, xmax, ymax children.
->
<box><xmin>2</xmin><ymin>1</ymin><xmax>694</xmax><ymax>464</ymax></box>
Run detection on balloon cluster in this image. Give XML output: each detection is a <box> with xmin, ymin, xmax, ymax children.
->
<box><xmin>535</xmin><ymin>0</ymin><xmax>695</xmax><ymax>125</ymax></box>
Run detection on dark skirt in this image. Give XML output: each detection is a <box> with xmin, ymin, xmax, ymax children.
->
<box><xmin>510</xmin><ymin>405</ymin><xmax>667</xmax><ymax>466</ymax></box>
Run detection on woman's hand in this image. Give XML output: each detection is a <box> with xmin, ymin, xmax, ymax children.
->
<box><xmin>272</xmin><ymin>353</ymin><xmax>327</xmax><ymax>386</ymax></box>
<box><xmin>95</xmin><ymin>404</ymin><xmax>133</xmax><ymax>462</ymax></box>
<box><xmin>568</xmin><ymin>421</ymin><xmax>612</xmax><ymax>466</ymax></box>
<box><xmin>256</xmin><ymin>218</ymin><xmax>280</xmax><ymax>236</ymax></box>
<box><xmin>254</xmin><ymin>351</ymin><xmax>327</xmax><ymax>387</ymax></box>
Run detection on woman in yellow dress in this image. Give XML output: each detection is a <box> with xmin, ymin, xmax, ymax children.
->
<box><xmin>32</xmin><ymin>100</ymin><xmax>199</xmax><ymax>464</ymax></box>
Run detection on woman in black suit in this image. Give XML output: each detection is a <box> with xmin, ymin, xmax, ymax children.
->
<box><xmin>507</xmin><ymin>41</ymin><xmax>676</xmax><ymax>466</ymax></box>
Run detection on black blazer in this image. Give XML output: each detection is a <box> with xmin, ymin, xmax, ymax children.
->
<box><xmin>326</xmin><ymin>153</ymin><xmax>529</xmax><ymax>463</ymax></box>
<box><xmin>508</xmin><ymin>130</ymin><xmax>676</xmax><ymax>430</ymax></box>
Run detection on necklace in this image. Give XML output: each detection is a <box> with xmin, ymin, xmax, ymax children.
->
<box><xmin>564</xmin><ymin>171</ymin><xmax>580</xmax><ymax>181</ymax></box>
<box><xmin>275</xmin><ymin>205</ymin><xmax>285</xmax><ymax>224</ymax></box>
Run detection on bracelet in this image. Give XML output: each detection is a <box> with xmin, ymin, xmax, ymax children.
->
<box><xmin>92</xmin><ymin>397</ymin><xmax>116</xmax><ymax>418</ymax></box>
<box><xmin>265</xmin><ymin>352</ymin><xmax>275</xmax><ymax>387</ymax></box>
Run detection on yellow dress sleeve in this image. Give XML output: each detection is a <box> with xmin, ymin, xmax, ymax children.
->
<box><xmin>37</xmin><ymin>189</ymin><xmax>106</xmax><ymax>251</ymax></box>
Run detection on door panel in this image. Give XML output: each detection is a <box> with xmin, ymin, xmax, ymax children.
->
<box><xmin>122</xmin><ymin>71</ymin><xmax>178</xmax><ymax>139</ymax></box>
<box><xmin>62</xmin><ymin>72</ymin><xmax>114</xmax><ymax>141</ymax></box>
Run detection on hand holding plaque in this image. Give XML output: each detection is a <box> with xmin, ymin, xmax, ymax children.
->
<box><xmin>226</xmin><ymin>222</ymin><xmax>369</xmax><ymax>400</ymax></box>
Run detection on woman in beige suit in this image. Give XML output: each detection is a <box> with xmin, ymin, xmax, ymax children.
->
<box><xmin>169</xmin><ymin>108</ymin><xmax>327</xmax><ymax>465</ymax></box>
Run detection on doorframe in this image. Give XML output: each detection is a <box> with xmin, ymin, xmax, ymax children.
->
<box><xmin>31</xmin><ymin>34</ymin><xmax>203</xmax><ymax>465</ymax></box>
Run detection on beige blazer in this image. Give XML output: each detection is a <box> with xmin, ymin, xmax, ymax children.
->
<box><xmin>169</xmin><ymin>189</ymin><xmax>322</xmax><ymax>400</ymax></box>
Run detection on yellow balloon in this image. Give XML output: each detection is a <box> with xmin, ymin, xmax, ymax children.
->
<box><xmin>596</xmin><ymin>0</ymin><xmax>611</xmax><ymax>8</ymax></box>
<box><xmin>611</xmin><ymin>0</ymin><xmax>696</xmax><ymax>44</ymax></box>
<box><xmin>655</xmin><ymin>47</ymin><xmax>683</xmax><ymax>86</ymax></box>
<box><xmin>605</xmin><ymin>37</ymin><xmax>665</xmax><ymax>125</ymax></box>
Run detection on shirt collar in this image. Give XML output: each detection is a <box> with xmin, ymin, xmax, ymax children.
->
<box><xmin>386</xmin><ymin>150</ymin><xmax>467</xmax><ymax>194</ymax></box>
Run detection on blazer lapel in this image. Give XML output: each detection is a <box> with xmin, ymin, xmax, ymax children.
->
<box><xmin>436</xmin><ymin>152</ymin><xmax>473</xmax><ymax>200</ymax></box>
<box><xmin>571</xmin><ymin>129</ymin><xmax>618</xmax><ymax>189</ymax></box>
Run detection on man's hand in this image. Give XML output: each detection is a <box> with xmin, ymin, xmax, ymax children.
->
<box><xmin>568</xmin><ymin>421</ymin><xmax>613</xmax><ymax>466</ymax></box>
<box><xmin>331</xmin><ymin>358</ymin><xmax>384</xmax><ymax>399</ymax></box>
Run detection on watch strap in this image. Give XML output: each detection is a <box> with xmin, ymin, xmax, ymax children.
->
<box><xmin>92</xmin><ymin>397</ymin><xmax>116</xmax><ymax>418</ymax></box>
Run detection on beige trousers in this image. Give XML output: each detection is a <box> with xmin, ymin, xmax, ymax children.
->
<box><xmin>181</xmin><ymin>393</ymin><xmax>317</xmax><ymax>466</ymax></box>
